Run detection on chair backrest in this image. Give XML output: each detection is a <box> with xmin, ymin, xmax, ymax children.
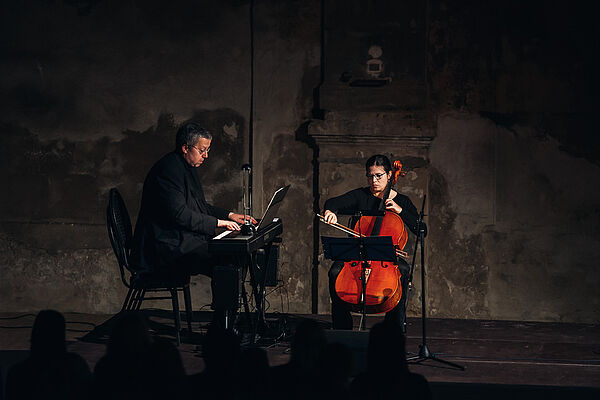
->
<box><xmin>106</xmin><ymin>188</ymin><xmax>134</xmax><ymax>287</ymax></box>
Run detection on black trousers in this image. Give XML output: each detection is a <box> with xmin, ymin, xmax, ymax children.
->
<box><xmin>328</xmin><ymin>258</ymin><xmax>410</xmax><ymax>331</ymax></box>
<box><xmin>163</xmin><ymin>243</ymin><xmax>241</xmax><ymax>316</ymax></box>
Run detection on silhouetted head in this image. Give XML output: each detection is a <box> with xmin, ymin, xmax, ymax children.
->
<box><xmin>202</xmin><ymin>324</ymin><xmax>241</xmax><ymax>371</ymax></box>
<box><xmin>290</xmin><ymin>319</ymin><xmax>327</xmax><ymax>370</ymax></box>
<box><xmin>148</xmin><ymin>338</ymin><xmax>185</xmax><ymax>380</ymax></box>
<box><xmin>240</xmin><ymin>346</ymin><xmax>269</xmax><ymax>372</ymax></box>
<box><xmin>30</xmin><ymin>309</ymin><xmax>66</xmax><ymax>358</ymax></box>
<box><xmin>321</xmin><ymin>342</ymin><xmax>353</xmax><ymax>382</ymax></box>
<box><xmin>240</xmin><ymin>346</ymin><xmax>270</xmax><ymax>386</ymax></box>
<box><xmin>107</xmin><ymin>312</ymin><xmax>151</xmax><ymax>358</ymax></box>
<box><xmin>368</xmin><ymin>321</ymin><xmax>408</xmax><ymax>374</ymax></box>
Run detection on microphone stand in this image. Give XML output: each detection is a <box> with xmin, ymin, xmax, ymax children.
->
<box><xmin>406</xmin><ymin>195</ymin><xmax>465</xmax><ymax>370</ymax></box>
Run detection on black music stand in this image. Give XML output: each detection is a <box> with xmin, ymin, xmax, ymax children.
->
<box><xmin>322</xmin><ymin>235</ymin><xmax>396</xmax><ymax>331</ymax></box>
<box><xmin>405</xmin><ymin>195</ymin><xmax>465</xmax><ymax>370</ymax></box>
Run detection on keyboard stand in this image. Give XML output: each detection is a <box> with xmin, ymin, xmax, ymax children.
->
<box><xmin>210</xmin><ymin>220</ymin><xmax>283</xmax><ymax>343</ymax></box>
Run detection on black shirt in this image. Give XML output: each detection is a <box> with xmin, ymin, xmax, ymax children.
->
<box><xmin>323</xmin><ymin>187</ymin><xmax>423</xmax><ymax>236</ymax></box>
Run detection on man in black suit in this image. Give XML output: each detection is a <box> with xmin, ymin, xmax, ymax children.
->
<box><xmin>131</xmin><ymin>123</ymin><xmax>255</xmax><ymax>318</ymax></box>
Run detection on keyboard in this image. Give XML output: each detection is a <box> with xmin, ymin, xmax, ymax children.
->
<box><xmin>209</xmin><ymin>219</ymin><xmax>283</xmax><ymax>254</ymax></box>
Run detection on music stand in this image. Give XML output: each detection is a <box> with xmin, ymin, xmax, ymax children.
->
<box><xmin>322</xmin><ymin>235</ymin><xmax>396</xmax><ymax>331</ymax></box>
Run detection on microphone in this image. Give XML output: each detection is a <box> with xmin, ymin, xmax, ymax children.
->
<box><xmin>241</xmin><ymin>164</ymin><xmax>255</xmax><ymax>236</ymax></box>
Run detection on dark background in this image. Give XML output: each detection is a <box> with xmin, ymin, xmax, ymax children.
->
<box><xmin>1</xmin><ymin>0</ymin><xmax>598</xmax><ymax>323</ymax></box>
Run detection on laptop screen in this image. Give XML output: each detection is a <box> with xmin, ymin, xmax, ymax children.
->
<box><xmin>212</xmin><ymin>185</ymin><xmax>290</xmax><ymax>240</ymax></box>
<box><xmin>255</xmin><ymin>185</ymin><xmax>290</xmax><ymax>231</ymax></box>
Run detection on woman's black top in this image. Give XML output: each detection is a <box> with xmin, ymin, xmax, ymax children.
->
<box><xmin>323</xmin><ymin>187</ymin><xmax>422</xmax><ymax>236</ymax></box>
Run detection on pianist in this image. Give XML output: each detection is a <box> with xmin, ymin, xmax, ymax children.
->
<box><xmin>131</xmin><ymin>122</ymin><xmax>256</xmax><ymax>323</ymax></box>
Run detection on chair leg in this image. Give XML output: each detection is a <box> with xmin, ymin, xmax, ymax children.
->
<box><xmin>134</xmin><ymin>289</ymin><xmax>146</xmax><ymax>311</ymax></box>
<box><xmin>121</xmin><ymin>287</ymin><xmax>135</xmax><ymax>311</ymax></box>
<box><xmin>126</xmin><ymin>288</ymin><xmax>141</xmax><ymax>311</ymax></box>
<box><xmin>171</xmin><ymin>288</ymin><xmax>182</xmax><ymax>346</ymax></box>
<box><xmin>183</xmin><ymin>285</ymin><xmax>193</xmax><ymax>333</ymax></box>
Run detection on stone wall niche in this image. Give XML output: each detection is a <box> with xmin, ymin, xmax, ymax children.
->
<box><xmin>308</xmin><ymin>112</ymin><xmax>434</xmax><ymax>314</ymax></box>
<box><xmin>310</xmin><ymin>0</ymin><xmax>434</xmax><ymax>314</ymax></box>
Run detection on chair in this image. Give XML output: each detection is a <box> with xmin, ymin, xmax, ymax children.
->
<box><xmin>106</xmin><ymin>188</ymin><xmax>193</xmax><ymax>345</ymax></box>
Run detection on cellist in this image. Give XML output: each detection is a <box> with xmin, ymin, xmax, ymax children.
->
<box><xmin>322</xmin><ymin>154</ymin><xmax>425</xmax><ymax>332</ymax></box>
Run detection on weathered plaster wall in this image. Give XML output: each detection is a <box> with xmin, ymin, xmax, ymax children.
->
<box><xmin>310</xmin><ymin>0</ymin><xmax>598</xmax><ymax>323</ymax></box>
<box><xmin>422</xmin><ymin>1</ymin><xmax>599</xmax><ymax>322</ymax></box>
<box><xmin>252</xmin><ymin>1</ymin><xmax>319</xmax><ymax>314</ymax></box>
<box><xmin>0</xmin><ymin>0</ymin><xmax>320</xmax><ymax>315</ymax></box>
<box><xmin>427</xmin><ymin>114</ymin><xmax>600</xmax><ymax>322</ymax></box>
<box><xmin>1</xmin><ymin>0</ymin><xmax>255</xmax><ymax>312</ymax></box>
<box><xmin>1</xmin><ymin>0</ymin><xmax>598</xmax><ymax>323</ymax></box>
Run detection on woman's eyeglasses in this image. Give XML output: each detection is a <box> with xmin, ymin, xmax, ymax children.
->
<box><xmin>366</xmin><ymin>172</ymin><xmax>386</xmax><ymax>181</ymax></box>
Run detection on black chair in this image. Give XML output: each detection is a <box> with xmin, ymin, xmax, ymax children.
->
<box><xmin>106</xmin><ymin>188</ymin><xmax>193</xmax><ymax>345</ymax></box>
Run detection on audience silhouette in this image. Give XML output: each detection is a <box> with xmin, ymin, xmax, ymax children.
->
<box><xmin>351</xmin><ymin>320</ymin><xmax>432</xmax><ymax>400</ymax></box>
<box><xmin>146</xmin><ymin>338</ymin><xmax>187</xmax><ymax>399</ymax></box>
<box><xmin>5</xmin><ymin>310</ymin><xmax>92</xmax><ymax>400</ymax></box>
<box><xmin>270</xmin><ymin>319</ymin><xmax>328</xmax><ymax>399</ymax></box>
<box><xmin>93</xmin><ymin>311</ymin><xmax>153</xmax><ymax>399</ymax></box>
<box><xmin>5</xmin><ymin>310</ymin><xmax>432</xmax><ymax>400</ymax></box>
<box><xmin>317</xmin><ymin>342</ymin><xmax>354</xmax><ymax>400</ymax></box>
<box><xmin>187</xmin><ymin>324</ymin><xmax>241</xmax><ymax>399</ymax></box>
<box><xmin>239</xmin><ymin>346</ymin><xmax>272</xmax><ymax>400</ymax></box>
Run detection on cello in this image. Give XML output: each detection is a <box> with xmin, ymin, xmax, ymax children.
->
<box><xmin>319</xmin><ymin>161</ymin><xmax>408</xmax><ymax>315</ymax></box>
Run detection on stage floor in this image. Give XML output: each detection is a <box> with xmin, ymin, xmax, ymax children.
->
<box><xmin>1</xmin><ymin>311</ymin><xmax>599</xmax><ymax>398</ymax></box>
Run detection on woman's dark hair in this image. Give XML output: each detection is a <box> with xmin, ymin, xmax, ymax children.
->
<box><xmin>365</xmin><ymin>154</ymin><xmax>392</xmax><ymax>173</ymax></box>
<box><xmin>175</xmin><ymin>122</ymin><xmax>212</xmax><ymax>151</ymax></box>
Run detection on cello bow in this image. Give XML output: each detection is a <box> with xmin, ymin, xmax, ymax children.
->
<box><xmin>317</xmin><ymin>213</ymin><xmax>408</xmax><ymax>258</ymax></box>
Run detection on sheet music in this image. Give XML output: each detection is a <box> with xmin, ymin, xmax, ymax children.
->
<box><xmin>213</xmin><ymin>230</ymin><xmax>233</xmax><ymax>240</ymax></box>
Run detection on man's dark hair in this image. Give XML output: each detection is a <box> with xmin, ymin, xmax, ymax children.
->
<box><xmin>365</xmin><ymin>154</ymin><xmax>392</xmax><ymax>173</ymax></box>
<box><xmin>175</xmin><ymin>122</ymin><xmax>212</xmax><ymax>152</ymax></box>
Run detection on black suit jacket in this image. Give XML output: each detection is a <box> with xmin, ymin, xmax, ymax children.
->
<box><xmin>131</xmin><ymin>152</ymin><xmax>230</xmax><ymax>271</ymax></box>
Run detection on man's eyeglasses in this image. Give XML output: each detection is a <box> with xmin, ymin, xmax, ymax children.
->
<box><xmin>366</xmin><ymin>172</ymin><xmax>386</xmax><ymax>181</ymax></box>
<box><xmin>190</xmin><ymin>145</ymin><xmax>210</xmax><ymax>155</ymax></box>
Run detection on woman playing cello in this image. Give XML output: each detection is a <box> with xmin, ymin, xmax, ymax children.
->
<box><xmin>322</xmin><ymin>154</ymin><xmax>425</xmax><ymax>331</ymax></box>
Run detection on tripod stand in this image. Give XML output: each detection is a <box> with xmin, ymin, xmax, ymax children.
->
<box><xmin>406</xmin><ymin>195</ymin><xmax>465</xmax><ymax>370</ymax></box>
